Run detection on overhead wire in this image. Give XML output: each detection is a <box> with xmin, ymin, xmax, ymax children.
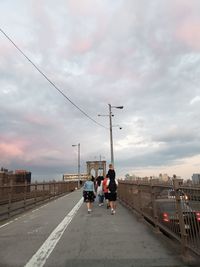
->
<box><xmin>0</xmin><ymin>27</ymin><xmax>108</xmax><ymax>130</ymax></box>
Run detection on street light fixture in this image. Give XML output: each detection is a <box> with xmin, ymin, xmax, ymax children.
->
<box><xmin>98</xmin><ymin>104</ymin><xmax>123</xmax><ymax>167</ymax></box>
<box><xmin>109</xmin><ymin>104</ymin><xmax>123</xmax><ymax>167</ymax></box>
<box><xmin>113</xmin><ymin>125</ymin><xmax>122</xmax><ymax>130</ymax></box>
<box><xmin>72</xmin><ymin>143</ymin><xmax>80</xmax><ymax>188</ymax></box>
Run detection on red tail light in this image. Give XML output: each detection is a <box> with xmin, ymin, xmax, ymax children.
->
<box><xmin>163</xmin><ymin>212</ymin><xmax>170</xmax><ymax>222</ymax></box>
<box><xmin>196</xmin><ymin>212</ymin><xmax>200</xmax><ymax>221</ymax></box>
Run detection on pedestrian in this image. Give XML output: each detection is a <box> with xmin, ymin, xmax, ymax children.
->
<box><xmin>96</xmin><ymin>175</ymin><xmax>104</xmax><ymax>206</ymax></box>
<box><xmin>83</xmin><ymin>175</ymin><xmax>96</xmax><ymax>214</ymax></box>
<box><xmin>106</xmin><ymin>164</ymin><xmax>118</xmax><ymax>215</ymax></box>
<box><xmin>103</xmin><ymin>174</ymin><xmax>110</xmax><ymax>209</ymax></box>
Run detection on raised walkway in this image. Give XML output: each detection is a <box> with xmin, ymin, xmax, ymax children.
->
<box><xmin>0</xmin><ymin>189</ymin><xmax>191</xmax><ymax>267</ymax></box>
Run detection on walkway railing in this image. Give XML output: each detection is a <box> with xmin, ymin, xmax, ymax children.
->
<box><xmin>0</xmin><ymin>181</ymin><xmax>78</xmax><ymax>221</ymax></box>
<box><xmin>118</xmin><ymin>179</ymin><xmax>200</xmax><ymax>257</ymax></box>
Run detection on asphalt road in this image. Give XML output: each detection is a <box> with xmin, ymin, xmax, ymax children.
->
<box><xmin>0</xmin><ymin>189</ymin><xmax>191</xmax><ymax>267</ymax></box>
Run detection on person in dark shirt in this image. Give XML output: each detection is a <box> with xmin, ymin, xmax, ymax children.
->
<box><xmin>106</xmin><ymin>164</ymin><xmax>118</xmax><ymax>215</ymax></box>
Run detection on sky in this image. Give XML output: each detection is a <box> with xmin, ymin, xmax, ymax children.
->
<box><xmin>0</xmin><ymin>0</ymin><xmax>200</xmax><ymax>181</ymax></box>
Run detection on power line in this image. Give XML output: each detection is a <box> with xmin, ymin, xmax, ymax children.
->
<box><xmin>0</xmin><ymin>27</ymin><xmax>108</xmax><ymax>130</ymax></box>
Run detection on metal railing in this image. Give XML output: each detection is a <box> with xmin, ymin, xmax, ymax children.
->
<box><xmin>118</xmin><ymin>179</ymin><xmax>200</xmax><ymax>257</ymax></box>
<box><xmin>0</xmin><ymin>180</ymin><xmax>78</xmax><ymax>221</ymax></box>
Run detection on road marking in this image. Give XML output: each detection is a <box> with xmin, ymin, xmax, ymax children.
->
<box><xmin>24</xmin><ymin>197</ymin><xmax>83</xmax><ymax>267</ymax></box>
<box><xmin>0</xmin><ymin>191</ymin><xmax>76</xmax><ymax>229</ymax></box>
<box><xmin>0</xmin><ymin>221</ymin><xmax>13</xmax><ymax>229</ymax></box>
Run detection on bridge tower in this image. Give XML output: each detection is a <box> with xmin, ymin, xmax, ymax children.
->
<box><xmin>86</xmin><ymin>160</ymin><xmax>106</xmax><ymax>178</ymax></box>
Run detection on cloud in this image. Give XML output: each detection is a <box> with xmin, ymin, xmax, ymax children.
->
<box><xmin>1</xmin><ymin>0</ymin><xmax>200</xmax><ymax>180</ymax></box>
<box><xmin>0</xmin><ymin>140</ymin><xmax>26</xmax><ymax>158</ymax></box>
<box><xmin>154</xmin><ymin>126</ymin><xmax>199</xmax><ymax>143</ymax></box>
<box><xmin>190</xmin><ymin>96</ymin><xmax>200</xmax><ymax>105</ymax></box>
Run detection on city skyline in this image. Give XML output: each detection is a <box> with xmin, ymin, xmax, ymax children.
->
<box><xmin>1</xmin><ymin>0</ymin><xmax>200</xmax><ymax>181</ymax></box>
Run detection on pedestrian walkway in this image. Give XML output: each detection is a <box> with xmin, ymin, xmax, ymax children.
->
<box><xmin>0</xmin><ymin>189</ymin><xmax>190</xmax><ymax>267</ymax></box>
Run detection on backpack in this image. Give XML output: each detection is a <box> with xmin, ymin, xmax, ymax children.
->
<box><xmin>108</xmin><ymin>179</ymin><xmax>117</xmax><ymax>193</ymax></box>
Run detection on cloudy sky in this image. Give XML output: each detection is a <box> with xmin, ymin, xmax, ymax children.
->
<box><xmin>1</xmin><ymin>0</ymin><xmax>200</xmax><ymax>181</ymax></box>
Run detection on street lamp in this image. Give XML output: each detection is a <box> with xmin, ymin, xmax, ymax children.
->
<box><xmin>113</xmin><ymin>125</ymin><xmax>122</xmax><ymax>130</ymax></box>
<box><xmin>109</xmin><ymin>104</ymin><xmax>123</xmax><ymax>167</ymax></box>
<box><xmin>72</xmin><ymin>143</ymin><xmax>80</xmax><ymax>188</ymax></box>
<box><xmin>98</xmin><ymin>104</ymin><xmax>123</xmax><ymax>167</ymax></box>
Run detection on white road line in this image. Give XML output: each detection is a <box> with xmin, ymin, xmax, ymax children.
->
<box><xmin>24</xmin><ymin>197</ymin><xmax>83</xmax><ymax>267</ymax></box>
<box><xmin>0</xmin><ymin>191</ymin><xmax>76</xmax><ymax>229</ymax></box>
<box><xmin>0</xmin><ymin>221</ymin><xmax>13</xmax><ymax>229</ymax></box>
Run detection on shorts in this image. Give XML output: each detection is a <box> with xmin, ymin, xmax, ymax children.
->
<box><xmin>83</xmin><ymin>191</ymin><xmax>95</xmax><ymax>202</ymax></box>
<box><xmin>108</xmin><ymin>192</ymin><xmax>117</xmax><ymax>201</ymax></box>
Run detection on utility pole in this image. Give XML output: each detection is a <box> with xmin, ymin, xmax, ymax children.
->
<box><xmin>72</xmin><ymin>143</ymin><xmax>81</xmax><ymax>188</ymax></box>
<box><xmin>78</xmin><ymin>143</ymin><xmax>80</xmax><ymax>188</ymax></box>
<box><xmin>108</xmin><ymin>104</ymin><xmax>114</xmax><ymax>167</ymax></box>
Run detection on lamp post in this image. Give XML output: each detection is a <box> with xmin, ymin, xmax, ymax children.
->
<box><xmin>72</xmin><ymin>143</ymin><xmax>80</xmax><ymax>188</ymax></box>
<box><xmin>109</xmin><ymin>104</ymin><xmax>123</xmax><ymax>167</ymax></box>
<box><xmin>98</xmin><ymin>104</ymin><xmax>123</xmax><ymax>167</ymax></box>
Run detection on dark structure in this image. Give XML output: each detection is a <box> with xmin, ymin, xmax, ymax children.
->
<box><xmin>0</xmin><ymin>168</ymin><xmax>31</xmax><ymax>194</ymax></box>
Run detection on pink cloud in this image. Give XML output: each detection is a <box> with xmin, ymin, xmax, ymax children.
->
<box><xmin>0</xmin><ymin>44</ymin><xmax>10</xmax><ymax>57</ymax></box>
<box><xmin>24</xmin><ymin>114</ymin><xmax>51</xmax><ymax>126</ymax></box>
<box><xmin>176</xmin><ymin>19</ymin><xmax>200</xmax><ymax>50</ymax></box>
<box><xmin>67</xmin><ymin>0</ymin><xmax>101</xmax><ymax>16</ymax></box>
<box><xmin>167</xmin><ymin>0</ymin><xmax>200</xmax><ymax>50</ymax></box>
<box><xmin>0</xmin><ymin>142</ymin><xmax>25</xmax><ymax>157</ymax></box>
<box><xmin>71</xmin><ymin>39</ymin><xmax>93</xmax><ymax>54</ymax></box>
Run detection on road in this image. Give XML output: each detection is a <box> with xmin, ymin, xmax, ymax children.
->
<box><xmin>0</xmin><ymin>189</ymin><xmax>190</xmax><ymax>267</ymax></box>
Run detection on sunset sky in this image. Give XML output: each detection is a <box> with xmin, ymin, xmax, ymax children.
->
<box><xmin>1</xmin><ymin>0</ymin><xmax>200</xmax><ymax>181</ymax></box>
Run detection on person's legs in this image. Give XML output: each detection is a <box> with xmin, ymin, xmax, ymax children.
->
<box><xmin>113</xmin><ymin>201</ymin><xmax>116</xmax><ymax>214</ymax></box>
<box><xmin>113</xmin><ymin>193</ymin><xmax>117</xmax><ymax>213</ymax></box>
<box><xmin>98</xmin><ymin>194</ymin><xmax>101</xmax><ymax>205</ymax></box>
<box><xmin>105</xmin><ymin>193</ymin><xmax>110</xmax><ymax>208</ymax></box>
<box><xmin>110</xmin><ymin>201</ymin><xmax>114</xmax><ymax>214</ymax></box>
<box><xmin>100</xmin><ymin>194</ymin><xmax>104</xmax><ymax>204</ymax></box>
<box><xmin>98</xmin><ymin>194</ymin><xmax>104</xmax><ymax>206</ymax></box>
<box><xmin>110</xmin><ymin>193</ymin><xmax>117</xmax><ymax>214</ymax></box>
<box><xmin>87</xmin><ymin>201</ymin><xmax>92</xmax><ymax>213</ymax></box>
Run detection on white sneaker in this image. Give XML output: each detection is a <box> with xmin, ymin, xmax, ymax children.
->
<box><xmin>111</xmin><ymin>209</ymin><xmax>114</xmax><ymax>215</ymax></box>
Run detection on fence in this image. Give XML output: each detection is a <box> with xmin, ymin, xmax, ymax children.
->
<box><xmin>118</xmin><ymin>179</ymin><xmax>200</xmax><ymax>257</ymax></box>
<box><xmin>0</xmin><ymin>180</ymin><xmax>78</xmax><ymax>221</ymax></box>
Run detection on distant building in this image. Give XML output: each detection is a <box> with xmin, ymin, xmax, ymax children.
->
<box><xmin>158</xmin><ymin>173</ymin><xmax>170</xmax><ymax>182</ymax></box>
<box><xmin>124</xmin><ymin>174</ymin><xmax>137</xmax><ymax>180</ymax></box>
<box><xmin>192</xmin><ymin>173</ymin><xmax>200</xmax><ymax>184</ymax></box>
<box><xmin>15</xmin><ymin>169</ymin><xmax>31</xmax><ymax>184</ymax></box>
<box><xmin>185</xmin><ymin>179</ymin><xmax>193</xmax><ymax>186</ymax></box>
<box><xmin>0</xmin><ymin>168</ymin><xmax>31</xmax><ymax>186</ymax></box>
<box><xmin>63</xmin><ymin>173</ymin><xmax>88</xmax><ymax>182</ymax></box>
<box><xmin>0</xmin><ymin>168</ymin><xmax>31</xmax><ymax>194</ymax></box>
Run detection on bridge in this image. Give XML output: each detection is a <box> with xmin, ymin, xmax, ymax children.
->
<box><xmin>0</xmin><ymin>180</ymin><xmax>199</xmax><ymax>267</ymax></box>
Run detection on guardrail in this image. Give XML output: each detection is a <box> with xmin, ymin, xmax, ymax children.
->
<box><xmin>118</xmin><ymin>179</ymin><xmax>200</xmax><ymax>257</ymax></box>
<box><xmin>0</xmin><ymin>180</ymin><xmax>78</xmax><ymax>221</ymax></box>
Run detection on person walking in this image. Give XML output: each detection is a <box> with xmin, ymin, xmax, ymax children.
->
<box><xmin>103</xmin><ymin>174</ymin><xmax>110</xmax><ymax>209</ymax></box>
<box><xmin>83</xmin><ymin>175</ymin><xmax>96</xmax><ymax>214</ymax></box>
<box><xmin>96</xmin><ymin>175</ymin><xmax>104</xmax><ymax>206</ymax></box>
<box><xmin>106</xmin><ymin>164</ymin><xmax>118</xmax><ymax>215</ymax></box>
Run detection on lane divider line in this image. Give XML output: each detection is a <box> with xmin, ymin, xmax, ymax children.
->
<box><xmin>0</xmin><ymin>221</ymin><xmax>13</xmax><ymax>229</ymax></box>
<box><xmin>0</xmin><ymin>191</ymin><xmax>78</xmax><ymax>229</ymax></box>
<box><xmin>24</xmin><ymin>197</ymin><xmax>83</xmax><ymax>267</ymax></box>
